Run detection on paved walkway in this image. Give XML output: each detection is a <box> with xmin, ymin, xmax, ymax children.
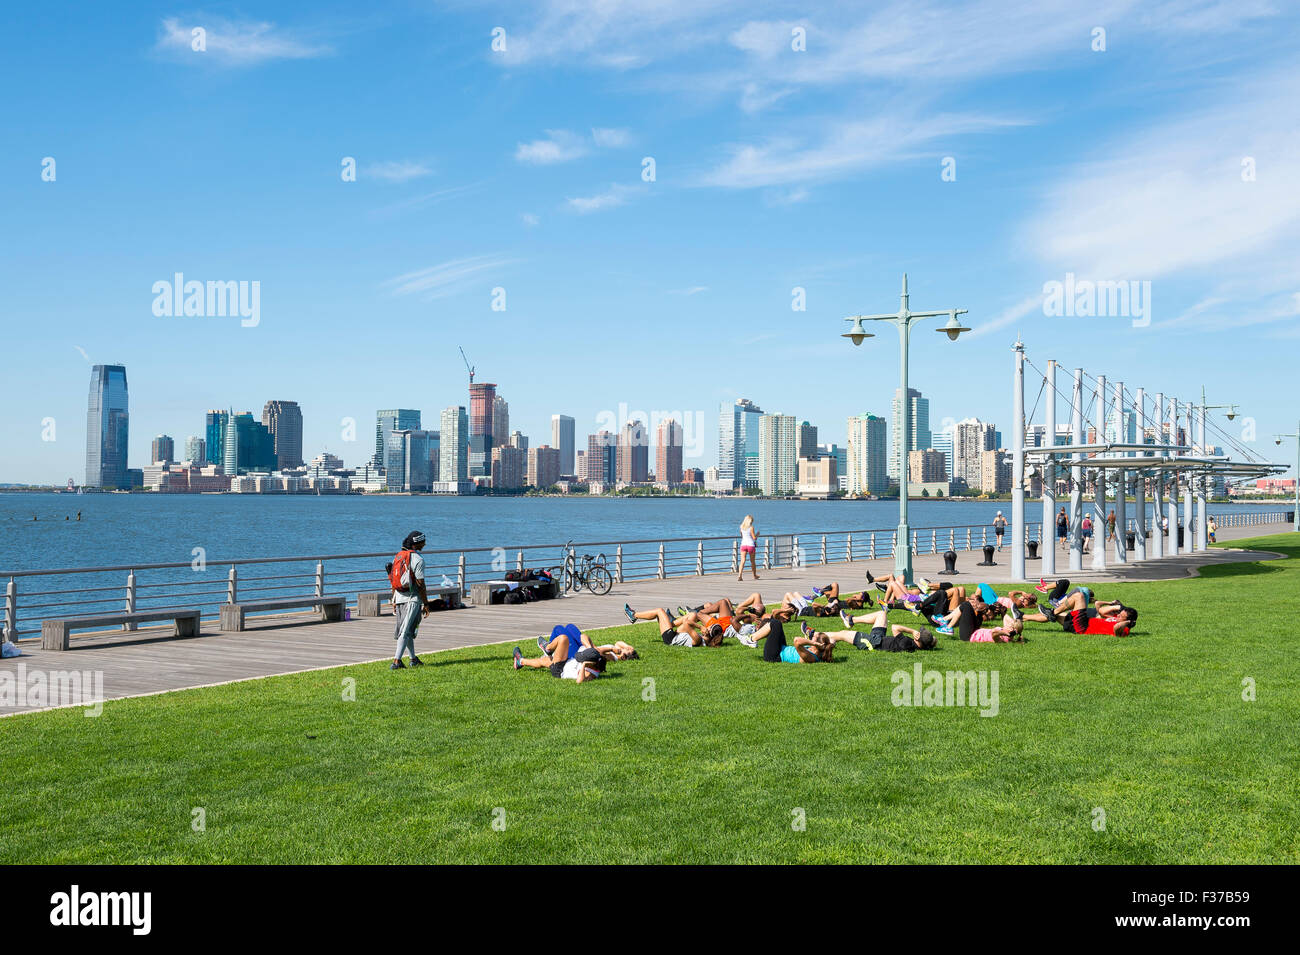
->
<box><xmin>2</xmin><ymin>521</ymin><xmax>1290</xmax><ymax>716</ymax></box>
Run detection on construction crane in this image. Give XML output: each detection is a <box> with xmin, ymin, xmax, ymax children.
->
<box><xmin>458</xmin><ymin>346</ymin><xmax>475</xmax><ymax>384</ymax></box>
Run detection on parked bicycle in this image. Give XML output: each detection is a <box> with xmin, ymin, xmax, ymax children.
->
<box><xmin>561</xmin><ymin>540</ymin><xmax>613</xmax><ymax>595</ymax></box>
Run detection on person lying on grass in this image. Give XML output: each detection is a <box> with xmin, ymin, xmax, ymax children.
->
<box><xmin>806</xmin><ymin>581</ymin><xmax>875</xmax><ymax>612</ymax></box>
<box><xmin>1054</xmin><ymin>606</ymin><xmax>1134</xmax><ymax>637</ymax></box>
<box><xmin>624</xmin><ymin>605</ymin><xmax>727</xmax><ymax>647</ymax></box>
<box><xmin>932</xmin><ymin>596</ymin><xmax>1000</xmax><ymax>640</ymax></box>
<box><xmin>747</xmin><ymin>616</ymin><xmax>831</xmax><ymax>663</ymax></box>
<box><xmin>1021</xmin><ymin>586</ymin><xmax>1136</xmax><ymax>626</ymax></box>
<box><xmin>815</xmin><ymin>610</ymin><xmax>938</xmax><ymax>652</ymax></box>
<box><xmin>974</xmin><ymin>582</ymin><xmax>1036</xmax><ymax>615</ymax></box>
<box><xmin>513</xmin><ymin>645</ymin><xmax>608</xmax><ymax>682</ymax></box>
<box><xmin>898</xmin><ymin>582</ymin><xmax>967</xmax><ymax>624</ymax></box>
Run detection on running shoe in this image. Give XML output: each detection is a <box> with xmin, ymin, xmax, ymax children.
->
<box><xmin>737</xmin><ymin>632</ymin><xmax>758</xmax><ymax>648</ymax></box>
<box><xmin>537</xmin><ymin>634</ymin><xmax>550</xmax><ymax>655</ymax></box>
<box><xmin>1037</xmin><ymin>603</ymin><xmax>1055</xmax><ymax>617</ymax></box>
<box><xmin>907</xmin><ymin>604</ymin><xmax>922</xmax><ymax>617</ymax></box>
<box><xmin>512</xmin><ymin>647</ymin><xmax>522</xmax><ymax>670</ymax></box>
<box><xmin>865</xmin><ymin>570</ymin><xmax>876</xmax><ymax>584</ymax></box>
<box><xmin>812</xmin><ymin>586</ymin><xmax>824</xmax><ymax>596</ymax></box>
<box><xmin>676</xmin><ymin>606</ymin><xmax>688</xmax><ymax>619</ymax></box>
<box><xmin>917</xmin><ymin>577</ymin><xmax>931</xmax><ymax>590</ymax></box>
<box><xmin>409</xmin><ymin>657</ymin><xmax>424</xmax><ymax>667</ymax></box>
<box><xmin>840</xmin><ymin>609</ymin><xmax>853</xmax><ymax>629</ymax></box>
<box><xmin>936</xmin><ymin>623</ymin><xmax>954</xmax><ymax>636</ymax></box>
<box><xmin>874</xmin><ymin>582</ymin><xmax>888</xmax><ymax>593</ymax></box>
<box><xmin>799</xmin><ymin>621</ymin><xmax>815</xmax><ymax>639</ymax></box>
<box><xmin>1035</xmin><ymin>578</ymin><xmax>1051</xmax><ymax>593</ymax></box>
<box><xmin>390</xmin><ymin>659</ymin><xmax>405</xmax><ymax>670</ymax></box>
<box><xmin>623</xmin><ymin>604</ymin><xmax>636</xmax><ymax>624</ymax></box>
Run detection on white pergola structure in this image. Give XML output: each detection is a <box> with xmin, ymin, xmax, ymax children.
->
<box><xmin>1008</xmin><ymin>341</ymin><xmax>1287</xmax><ymax>581</ymax></box>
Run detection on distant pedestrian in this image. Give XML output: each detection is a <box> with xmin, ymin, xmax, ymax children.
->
<box><xmin>1081</xmin><ymin>515</ymin><xmax>1093</xmax><ymax>553</ymax></box>
<box><xmin>738</xmin><ymin>514</ymin><xmax>760</xmax><ymax>581</ymax></box>
<box><xmin>390</xmin><ymin>530</ymin><xmax>429</xmax><ymax>669</ymax></box>
<box><xmin>1106</xmin><ymin>509</ymin><xmax>1117</xmax><ymax>542</ymax></box>
<box><xmin>993</xmin><ymin>512</ymin><xmax>1007</xmax><ymax>551</ymax></box>
<box><xmin>1056</xmin><ymin>506</ymin><xmax>1068</xmax><ymax>548</ymax></box>
<box><xmin>1208</xmin><ymin>516</ymin><xmax>1217</xmax><ymax>543</ymax></box>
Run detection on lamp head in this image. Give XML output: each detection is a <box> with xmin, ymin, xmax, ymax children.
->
<box><xmin>842</xmin><ymin>316</ymin><xmax>873</xmax><ymax>347</ymax></box>
<box><xmin>939</xmin><ymin>309</ymin><xmax>971</xmax><ymax>341</ymax></box>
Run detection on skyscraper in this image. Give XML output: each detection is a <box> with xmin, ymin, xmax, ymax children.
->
<box><xmin>262</xmin><ymin>400</ymin><xmax>304</xmax><ymax>469</ymax></box>
<box><xmin>468</xmin><ymin>382</ymin><xmax>497</xmax><ymax>477</ymax></box>
<box><xmin>846</xmin><ymin>413</ymin><xmax>888</xmax><ymax>496</ymax></box>
<box><xmin>798</xmin><ymin>421</ymin><xmax>819</xmax><ymax>460</ymax></box>
<box><xmin>932</xmin><ymin>430</ymin><xmax>954</xmax><ymax>482</ymax></box>
<box><xmin>656</xmin><ymin>418</ymin><xmax>684</xmax><ymax>485</ymax></box>
<box><xmin>375</xmin><ymin>410</ymin><xmax>421</xmax><ymax>468</ymax></box>
<box><xmin>151</xmin><ymin>434</ymin><xmax>175</xmax><ymax>465</ymax></box>
<box><xmin>184</xmin><ymin>435</ymin><xmax>206</xmax><ymax>464</ymax></box>
<box><xmin>585</xmin><ymin>431</ymin><xmax>616</xmax><ymax>483</ymax></box>
<box><xmin>718</xmin><ymin>398</ymin><xmax>763</xmax><ymax>488</ymax></box>
<box><xmin>205</xmin><ymin>410</ymin><xmax>228</xmax><ymax>466</ymax></box>
<box><xmin>86</xmin><ymin>364</ymin><xmax>129</xmax><ymax>488</ymax></box>
<box><xmin>954</xmin><ymin>418</ymin><xmax>997</xmax><ymax>489</ymax></box>
<box><xmin>758</xmin><ymin>414</ymin><xmax>797</xmax><ymax>496</ymax></box>
<box><xmin>223</xmin><ymin>411</ymin><xmax>277</xmax><ymax>475</ymax></box>
<box><xmin>493</xmin><ymin>395</ymin><xmax>510</xmax><ymax>446</ymax></box>
<box><xmin>890</xmin><ymin>388</ymin><xmax>931</xmax><ymax>479</ymax></box>
<box><xmin>440</xmin><ymin>406</ymin><xmax>469</xmax><ymax>482</ymax></box>
<box><xmin>616</xmin><ymin>421</ymin><xmax>649</xmax><ymax>484</ymax></box>
<box><xmin>527</xmin><ymin>445</ymin><xmax>561</xmax><ymax>489</ymax></box>
<box><xmin>491</xmin><ymin>445</ymin><xmax>527</xmax><ymax>489</ymax></box>
<box><xmin>551</xmin><ymin>414</ymin><xmax>576</xmax><ymax>477</ymax></box>
<box><xmin>395</xmin><ymin>429</ymin><xmax>436</xmax><ymax>492</ymax></box>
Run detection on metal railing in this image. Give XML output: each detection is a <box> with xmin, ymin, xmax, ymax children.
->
<box><xmin>1</xmin><ymin>513</ymin><xmax>1289</xmax><ymax>641</ymax></box>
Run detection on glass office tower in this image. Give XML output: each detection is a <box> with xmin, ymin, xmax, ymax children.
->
<box><xmin>86</xmin><ymin>364</ymin><xmax>129</xmax><ymax>488</ymax></box>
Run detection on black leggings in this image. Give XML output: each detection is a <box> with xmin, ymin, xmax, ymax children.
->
<box><xmin>1048</xmin><ymin>579</ymin><xmax>1070</xmax><ymax>602</ymax></box>
<box><xmin>919</xmin><ymin>589</ymin><xmax>949</xmax><ymax>621</ymax></box>
<box><xmin>762</xmin><ymin>618</ymin><xmax>788</xmax><ymax>663</ymax></box>
<box><xmin>956</xmin><ymin>601</ymin><xmax>979</xmax><ymax>642</ymax></box>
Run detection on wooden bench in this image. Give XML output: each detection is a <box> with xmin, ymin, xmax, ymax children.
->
<box><xmin>42</xmin><ymin>607</ymin><xmax>202</xmax><ymax>651</ymax></box>
<box><xmin>357</xmin><ymin>584</ymin><xmax>463</xmax><ymax>617</ymax></box>
<box><xmin>219</xmin><ymin>595</ymin><xmax>347</xmax><ymax>632</ymax></box>
<box><xmin>470</xmin><ymin>578</ymin><xmax>560</xmax><ymax>606</ymax></box>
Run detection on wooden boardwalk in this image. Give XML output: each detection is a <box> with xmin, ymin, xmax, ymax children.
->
<box><xmin>2</xmin><ymin>521</ymin><xmax>1289</xmax><ymax>716</ymax></box>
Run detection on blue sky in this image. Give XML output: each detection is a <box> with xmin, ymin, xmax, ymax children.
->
<box><xmin>2</xmin><ymin>0</ymin><xmax>1298</xmax><ymax>484</ymax></box>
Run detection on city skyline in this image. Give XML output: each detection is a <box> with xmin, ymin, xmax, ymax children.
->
<box><xmin>5</xmin><ymin>3</ymin><xmax>1298</xmax><ymax>484</ymax></box>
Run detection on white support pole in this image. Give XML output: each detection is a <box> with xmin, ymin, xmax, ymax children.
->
<box><xmin>1091</xmin><ymin>374</ymin><xmax>1108</xmax><ymax>571</ymax></box>
<box><xmin>1069</xmin><ymin>368</ymin><xmax>1083</xmax><ymax>572</ymax></box>
<box><xmin>1151</xmin><ymin>391</ymin><xmax>1163</xmax><ymax>559</ymax></box>
<box><xmin>1183</xmin><ymin>400</ymin><xmax>1195</xmax><ymax>552</ymax></box>
<box><xmin>1041</xmin><ymin>360</ymin><xmax>1057</xmax><ymax>579</ymax></box>
<box><xmin>1113</xmin><ymin>380</ymin><xmax>1127</xmax><ymax>563</ymax></box>
<box><xmin>1011</xmin><ymin>340</ymin><xmax>1026</xmax><ymax>582</ymax></box>
<box><xmin>1196</xmin><ymin>399</ymin><xmax>1208</xmax><ymax>551</ymax></box>
<box><xmin>1134</xmin><ymin>387</ymin><xmax>1147</xmax><ymax>560</ymax></box>
<box><xmin>1167</xmin><ymin>397</ymin><xmax>1180</xmax><ymax>555</ymax></box>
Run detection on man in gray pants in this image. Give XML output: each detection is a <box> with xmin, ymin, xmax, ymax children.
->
<box><xmin>392</xmin><ymin>530</ymin><xmax>429</xmax><ymax>669</ymax></box>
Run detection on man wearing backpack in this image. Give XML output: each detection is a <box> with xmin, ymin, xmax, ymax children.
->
<box><xmin>391</xmin><ymin>530</ymin><xmax>429</xmax><ymax>669</ymax></box>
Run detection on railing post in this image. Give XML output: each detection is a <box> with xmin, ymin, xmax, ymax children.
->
<box><xmin>315</xmin><ymin>561</ymin><xmax>324</xmax><ymax>598</ymax></box>
<box><xmin>820</xmin><ymin>535</ymin><xmax>827</xmax><ymax>564</ymax></box>
<box><xmin>763</xmin><ymin>538</ymin><xmax>771</xmax><ymax>570</ymax></box>
<box><xmin>517</xmin><ymin>550</ymin><xmax>524</xmax><ymax>573</ymax></box>
<box><xmin>931</xmin><ymin>529</ymin><xmax>937</xmax><ymax>553</ymax></box>
<box><xmin>458</xmin><ymin>553</ymin><xmax>466</xmax><ymax>594</ymax></box>
<box><xmin>657</xmin><ymin>544</ymin><xmax>665</xmax><ymax>579</ymax></box>
<box><xmin>696</xmin><ymin>541</ymin><xmax>704</xmax><ymax>576</ymax></box>
<box><xmin>846</xmin><ymin>532</ymin><xmax>853</xmax><ymax>562</ymax></box>
<box><xmin>3</xmin><ymin>577</ymin><xmax>15</xmax><ymax>640</ymax></box>
<box><xmin>792</xmin><ymin>536</ymin><xmax>799</xmax><ymax>568</ymax></box>
<box><xmin>124</xmin><ymin>570</ymin><xmax>137</xmax><ymax>630</ymax></box>
<box><xmin>227</xmin><ymin>566</ymin><xmax>237</xmax><ymax>604</ymax></box>
<box><xmin>870</xmin><ymin>532</ymin><xmax>876</xmax><ymax>560</ymax></box>
<box><xmin>912</xmin><ymin>531</ymin><xmax>919</xmax><ymax>555</ymax></box>
<box><xmin>949</xmin><ymin>529</ymin><xmax>955</xmax><ymax>551</ymax></box>
<box><xmin>731</xmin><ymin>540</ymin><xmax>738</xmax><ymax>573</ymax></box>
<box><xmin>616</xmin><ymin>545</ymin><xmax>624</xmax><ymax>583</ymax></box>
<box><xmin>966</xmin><ymin>528</ymin><xmax>971</xmax><ymax>551</ymax></box>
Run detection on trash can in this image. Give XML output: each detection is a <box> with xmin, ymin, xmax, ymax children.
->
<box><xmin>1125</xmin><ymin>531</ymin><xmax>1136</xmax><ymax>550</ymax></box>
<box><xmin>1177</xmin><ymin>525</ymin><xmax>1184</xmax><ymax>547</ymax></box>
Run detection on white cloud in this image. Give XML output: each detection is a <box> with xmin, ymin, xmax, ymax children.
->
<box><xmin>381</xmin><ymin>255</ymin><xmax>515</xmax><ymax>300</ymax></box>
<box><xmin>592</xmin><ymin>127</ymin><xmax>632</xmax><ymax>148</ymax></box>
<box><xmin>156</xmin><ymin>17</ymin><xmax>330</xmax><ymax>65</ymax></box>
<box><xmin>521</xmin><ymin>213</ymin><xmax>540</xmax><ymax>226</ymax></box>
<box><xmin>515</xmin><ymin>130</ymin><xmax>588</xmax><ymax>164</ymax></box>
<box><xmin>364</xmin><ymin>160</ymin><xmax>434</xmax><ymax>183</ymax></box>
<box><xmin>565</xmin><ymin>183</ymin><xmax>643</xmax><ymax>214</ymax></box>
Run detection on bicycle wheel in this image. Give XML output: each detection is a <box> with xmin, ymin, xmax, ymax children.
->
<box><xmin>564</xmin><ymin>557</ymin><xmax>581</xmax><ymax>593</ymax></box>
<box><xmin>585</xmin><ymin>564</ymin><xmax>613</xmax><ymax>595</ymax></box>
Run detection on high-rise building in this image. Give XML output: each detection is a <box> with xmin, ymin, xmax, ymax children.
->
<box><xmin>551</xmin><ymin>414</ymin><xmax>576</xmax><ymax>477</ymax></box>
<box><xmin>846</xmin><ymin>413</ymin><xmax>888</xmax><ymax>496</ymax></box>
<box><xmin>468</xmin><ymin>382</ymin><xmax>497</xmax><ymax>478</ymax></box>
<box><xmin>439</xmin><ymin>406</ymin><xmax>469</xmax><ymax>482</ymax></box>
<box><xmin>184</xmin><ymin>435</ymin><xmax>206</xmax><ymax>464</ymax></box>
<box><xmin>757</xmin><ymin>414</ymin><xmax>797</xmax><ymax>496</ymax></box>
<box><xmin>909</xmin><ymin>449</ymin><xmax>947</xmax><ymax>483</ymax></box>
<box><xmin>718</xmin><ymin>398</ymin><xmax>763</xmax><ymax>488</ymax></box>
<box><xmin>375</xmin><ymin>410</ymin><xmax>421</xmax><ymax>467</ymax></box>
<box><xmin>798</xmin><ymin>421</ymin><xmax>819</xmax><ymax>460</ymax></box>
<box><xmin>86</xmin><ymin>364</ymin><xmax>129</xmax><ymax>488</ymax></box>
<box><xmin>492</xmin><ymin>445</ymin><xmax>527</xmax><ymax>489</ymax></box>
<box><xmin>204</xmin><ymin>410</ymin><xmax>228</xmax><ymax>466</ymax></box>
<box><xmin>492</xmin><ymin>395</ymin><xmax>510</xmax><ymax>446</ymax></box>
<box><xmin>262</xmin><ymin>400</ymin><xmax>304</xmax><ymax>469</ymax></box>
<box><xmin>395</xmin><ymin>429</ymin><xmax>436</xmax><ymax>492</ymax></box>
<box><xmin>222</xmin><ymin>411</ymin><xmax>276</xmax><ymax>475</ymax></box>
<box><xmin>954</xmin><ymin>418</ymin><xmax>997</xmax><ymax>489</ymax></box>
<box><xmin>890</xmin><ymin>388</ymin><xmax>931</xmax><ymax>479</ymax></box>
<box><xmin>585</xmin><ymin>431</ymin><xmax>616</xmax><ymax>483</ymax></box>
<box><xmin>527</xmin><ymin>445</ymin><xmax>561</xmax><ymax>489</ymax></box>
<box><xmin>980</xmin><ymin>449</ymin><xmax>1011</xmax><ymax>494</ymax></box>
<box><xmin>819</xmin><ymin>442</ymin><xmax>849</xmax><ymax>491</ymax></box>
<box><xmin>151</xmin><ymin>434</ymin><xmax>175</xmax><ymax>465</ymax></box>
<box><xmin>931</xmin><ymin>430</ymin><xmax>954</xmax><ymax>482</ymax></box>
<box><xmin>655</xmin><ymin>418</ymin><xmax>684</xmax><ymax>485</ymax></box>
<box><xmin>616</xmin><ymin>421</ymin><xmax>649</xmax><ymax>484</ymax></box>
<box><xmin>509</xmin><ymin>430</ymin><xmax>528</xmax><ymax>451</ymax></box>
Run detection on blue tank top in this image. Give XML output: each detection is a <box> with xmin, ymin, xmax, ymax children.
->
<box><xmin>780</xmin><ymin>645</ymin><xmax>802</xmax><ymax>664</ymax></box>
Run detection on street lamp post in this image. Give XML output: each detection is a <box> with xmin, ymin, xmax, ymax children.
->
<box><xmin>843</xmin><ymin>274</ymin><xmax>969</xmax><ymax>585</ymax></box>
<box><xmin>1276</xmin><ymin>423</ymin><xmax>1300</xmax><ymax>533</ymax></box>
<box><xmin>1196</xmin><ymin>387</ymin><xmax>1240</xmax><ymax>549</ymax></box>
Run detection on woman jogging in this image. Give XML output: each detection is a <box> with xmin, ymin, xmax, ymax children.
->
<box><xmin>1081</xmin><ymin>514</ymin><xmax>1093</xmax><ymax>553</ymax></box>
<box><xmin>738</xmin><ymin>514</ymin><xmax>760</xmax><ymax>582</ymax></box>
<box><xmin>1056</xmin><ymin>507</ymin><xmax>1068</xmax><ymax>548</ymax></box>
<box><xmin>993</xmin><ymin>512</ymin><xmax>1007</xmax><ymax>551</ymax></box>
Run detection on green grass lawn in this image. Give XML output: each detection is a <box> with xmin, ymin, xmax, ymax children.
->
<box><xmin>2</xmin><ymin>533</ymin><xmax>1298</xmax><ymax>864</ymax></box>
